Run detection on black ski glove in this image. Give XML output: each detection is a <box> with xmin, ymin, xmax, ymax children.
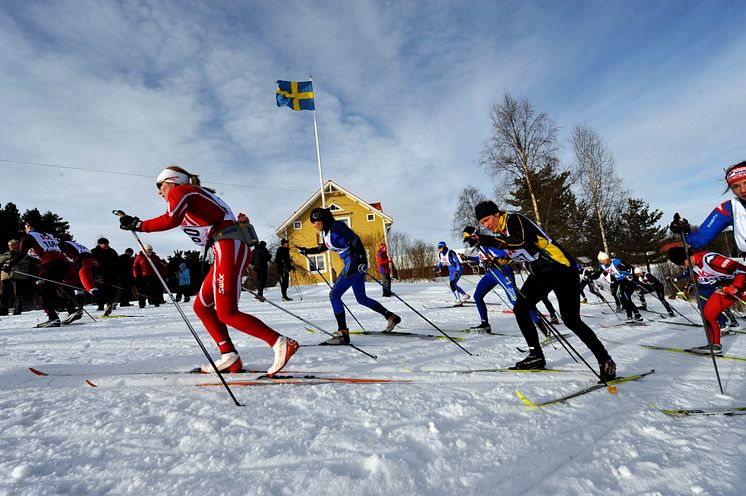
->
<box><xmin>119</xmin><ymin>215</ymin><xmax>142</xmax><ymax>231</ymax></box>
<box><xmin>669</xmin><ymin>213</ymin><xmax>691</xmax><ymax>235</ymax></box>
<box><xmin>298</xmin><ymin>247</ymin><xmax>308</xmax><ymax>255</ymax></box>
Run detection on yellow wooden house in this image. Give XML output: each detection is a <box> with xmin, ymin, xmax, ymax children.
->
<box><xmin>275</xmin><ymin>179</ymin><xmax>394</xmax><ymax>285</ymax></box>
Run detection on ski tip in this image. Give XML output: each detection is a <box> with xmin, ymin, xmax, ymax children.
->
<box><xmin>516</xmin><ymin>389</ymin><xmax>539</xmax><ymax>408</ymax></box>
<box><xmin>85</xmin><ymin>379</ymin><xmax>98</xmax><ymax>387</ymax></box>
<box><xmin>29</xmin><ymin>367</ymin><xmax>48</xmax><ymax>376</ymax></box>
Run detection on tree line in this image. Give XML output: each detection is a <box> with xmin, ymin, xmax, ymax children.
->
<box><xmin>451</xmin><ymin>92</ymin><xmax>735</xmax><ymax>271</ymax></box>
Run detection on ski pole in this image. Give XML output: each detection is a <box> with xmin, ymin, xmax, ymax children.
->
<box><xmin>12</xmin><ymin>270</ymin><xmax>97</xmax><ymax>321</ymax></box>
<box><xmin>638</xmin><ymin>281</ymin><xmax>698</xmax><ymax>325</ymax></box>
<box><xmin>482</xmin><ymin>265</ymin><xmax>564</xmax><ymax>354</ymax></box>
<box><xmin>677</xmin><ymin>226</ymin><xmax>724</xmax><ymax>394</ymax></box>
<box><xmin>301</xmin><ymin>253</ymin><xmax>369</xmax><ymax>333</ymax></box>
<box><xmin>364</xmin><ymin>271</ymin><xmax>474</xmax><ymax>356</ymax></box>
<box><xmin>98</xmin><ymin>279</ymin><xmax>166</xmax><ymax>307</ymax></box>
<box><xmin>246</xmin><ymin>289</ymin><xmax>377</xmax><ymax>360</ymax></box>
<box><xmin>113</xmin><ymin>210</ymin><xmax>242</xmax><ymax>407</ymax></box>
<box><xmin>489</xmin><ymin>262</ymin><xmax>610</xmax><ymax>386</ymax></box>
<box><xmin>459</xmin><ymin>273</ymin><xmax>504</xmax><ymax>303</ymax></box>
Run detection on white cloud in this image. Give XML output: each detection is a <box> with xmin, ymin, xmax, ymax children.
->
<box><xmin>1</xmin><ymin>1</ymin><xmax>745</xmax><ymax>259</ymax></box>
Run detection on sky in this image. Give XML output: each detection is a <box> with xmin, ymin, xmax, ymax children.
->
<box><xmin>1</xmin><ymin>0</ymin><xmax>745</xmax><ymax>257</ymax></box>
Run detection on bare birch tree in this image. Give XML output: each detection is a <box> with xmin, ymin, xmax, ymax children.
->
<box><xmin>451</xmin><ymin>185</ymin><xmax>488</xmax><ymax>238</ymax></box>
<box><xmin>480</xmin><ymin>93</ymin><xmax>559</xmax><ymax>227</ymax></box>
<box><xmin>570</xmin><ymin>123</ymin><xmax>627</xmax><ymax>254</ymax></box>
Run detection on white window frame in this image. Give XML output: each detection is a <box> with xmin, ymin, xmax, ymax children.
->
<box><xmin>307</xmin><ymin>254</ymin><xmax>326</xmax><ymax>273</ymax></box>
<box><xmin>366</xmin><ymin>213</ymin><xmax>375</xmax><ymax>222</ymax></box>
<box><xmin>328</xmin><ymin>203</ymin><xmax>343</xmax><ymax>212</ymax></box>
<box><xmin>335</xmin><ymin>216</ymin><xmax>351</xmax><ymax>228</ymax></box>
<box><xmin>293</xmin><ymin>220</ymin><xmax>302</xmax><ymax>230</ymax></box>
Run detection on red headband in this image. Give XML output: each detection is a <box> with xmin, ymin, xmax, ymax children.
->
<box><xmin>726</xmin><ymin>165</ymin><xmax>746</xmax><ymax>186</ymax></box>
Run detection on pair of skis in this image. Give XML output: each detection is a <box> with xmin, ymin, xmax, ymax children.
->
<box><xmin>28</xmin><ymin>367</ymin><xmax>409</xmax><ymax>387</ymax></box>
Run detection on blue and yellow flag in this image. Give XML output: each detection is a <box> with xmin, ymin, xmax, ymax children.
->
<box><xmin>276</xmin><ymin>80</ymin><xmax>315</xmax><ymax>111</ymax></box>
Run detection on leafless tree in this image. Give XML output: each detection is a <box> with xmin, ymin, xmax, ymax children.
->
<box><xmin>451</xmin><ymin>185</ymin><xmax>489</xmax><ymax>238</ymax></box>
<box><xmin>480</xmin><ymin>93</ymin><xmax>559</xmax><ymax>228</ymax></box>
<box><xmin>571</xmin><ymin>123</ymin><xmax>627</xmax><ymax>254</ymax></box>
<box><xmin>386</xmin><ymin>231</ymin><xmax>436</xmax><ymax>281</ymax></box>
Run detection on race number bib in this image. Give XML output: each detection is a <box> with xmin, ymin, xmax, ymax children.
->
<box><xmin>181</xmin><ymin>225</ymin><xmax>212</xmax><ymax>246</ymax></box>
<box><xmin>505</xmin><ymin>248</ymin><xmax>539</xmax><ymax>263</ymax></box>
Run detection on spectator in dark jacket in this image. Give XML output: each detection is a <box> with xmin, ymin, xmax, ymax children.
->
<box><xmin>252</xmin><ymin>240</ymin><xmax>271</xmax><ymax>299</ymax></box>
<box><xmin>118</xmin><ymin>248</ymin><xmax>135</xmax><ymax>306</ymax></box>
<box><xmin>1</xmin><ymin>239</ymin><xmax>33</xmax><ymax>314</ymax></box>
<box><xmin>91</xmin><ymin>237</ymin><xmax>119</xmax><ymax>310</ymax></box>
<box><xmin>275</xmin><ymin>238</ymin><xmax>293</xmax><ymax>301</ymax></box>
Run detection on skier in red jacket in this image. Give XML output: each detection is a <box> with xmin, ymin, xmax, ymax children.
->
<box><xmin>132</xmin><ymin>245</ymin><xmax>166</xmax><ymax>308</ymax></box>
<box><xmin>667</xmin><ymin>245</ymin><xmax>746</xmax><ymax>354</ymax></box>
<box><xmin>118</xmin><ymin>165</ymin><xmax>298</xmax><ymax>375</ymax></box>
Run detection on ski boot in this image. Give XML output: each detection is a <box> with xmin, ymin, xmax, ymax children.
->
<box><xmin>686</xmin><ymin>344</ymin><xmax>722</xmax><ymax>355</ymax></box>
<box><xmin>510</xmin><ymin>351</ymin><xmax>546</xmax><ymax>370</ymax></box>
<box><xmin>468</xmin><ymin>321</ymin><xmax>492</xmax><ymax>334</ymax></box>
<box><xmin>383</xmin><ymin>313</ymin><xmax>401</xmax><ymax>333</ymax></box>
<box><xmin>321</xmin><ymin>330</ymin><xmax>350</xmax><ymax>345</ymax></box>
<box><xmin>36</xmin><ymin>319</ymin><xmax>61</xmax><ymax>328</ymax></box>
<box><xmin>197</xmin><ymin>352</ymin><xmax>244</xmax><ymax>374</ymax></box>
<box><xmin>599</xmin><ymin>358</ymin><xmax>617</xmax><ymax>382</ymax></box>
<box><xmin>61</xmin><ymin>310</ymin><xmax>83</xmax><ymax>325</ymax></box>
<box><xmin>268</xmin><ymin>336</ymin><xmax>299</xmax><ymax>375</ymax></box>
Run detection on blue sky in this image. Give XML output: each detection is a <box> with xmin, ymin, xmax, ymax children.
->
<box><xmin>1</xmin><ymin>0</ymin><xmax>745</xmax><ymax>256</ymax></box>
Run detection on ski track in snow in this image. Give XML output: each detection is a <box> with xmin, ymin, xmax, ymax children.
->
<box><xmin>1</xmin><ymin>277</ymin><xmax>746</xmax><ymax>495</ymax></box>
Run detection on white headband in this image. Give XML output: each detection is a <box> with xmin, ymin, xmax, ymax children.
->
<box><xmin>156</xmin><ymin>168</ymin><xmax>190</xmax><ymax>186</ymax></box>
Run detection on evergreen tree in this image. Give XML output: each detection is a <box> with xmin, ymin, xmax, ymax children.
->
<box><xmin>504</xmin><ymin>160</ymin><xmax>584</xmax><ymax>247</ymax></box>
<box><xmin>21</xmin><ymin>208</ymin><xmax>73</xmax><ymax>241</ymax></box>
<box><xmin>615</xmin><ymin>198</ymin><xmax>668</xmax><ymax>269</ymax></box>
<box><xmin>0</xmin><ymin>202</ymin><xmax>24</xmax><ymax>248</ymax></box>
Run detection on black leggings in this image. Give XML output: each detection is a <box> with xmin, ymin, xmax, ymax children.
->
<box><xmin>513</xmin><ymin>265</ymin><xmax>610</xmax><ymax>363</ymax></box>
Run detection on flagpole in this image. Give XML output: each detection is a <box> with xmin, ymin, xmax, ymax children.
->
<box><xmin>309</xmin><ymin>74</ymin><xmax>331</xmax><ymax>279</ymax></box>
<box><xmin>310</xmin><ymin>74</ymin><xmax>326</xmax><ymax>209</ymax></box>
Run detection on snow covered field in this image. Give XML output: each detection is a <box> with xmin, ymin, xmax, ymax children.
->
<box><xmin>2</xmin><ymin>277</ymin><xmax>746</xmax><ymax>496</ymax></box>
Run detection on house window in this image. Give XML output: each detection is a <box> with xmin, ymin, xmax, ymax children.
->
<box><xmin>293</xmin><ymin>221</ymin><xmax>302</xmax><ymax>230</ymax></box>
<box><xmin>336</xmin><ymin>217</ymin><xmax>350</xmax><ymax>228</ymax></box>
<box><xmin>307</xmin><ymin>254</ymin><xmax>326</xmax><ymax>273</ymax></box>
<box><xmin>329</xmin><ymin>203</ymin><xmax>343</xmax><ymax>212</ymax></box>
<box><xmin>367</xmin><ymin>214</ymin><xmax>375</xmax><ymax>222</ymax></box>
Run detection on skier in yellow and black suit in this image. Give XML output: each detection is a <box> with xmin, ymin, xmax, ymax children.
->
<box><xmin>474</xmin><ymin>200</ymin><xmax>616</xmax><ymax>380</ymax></box>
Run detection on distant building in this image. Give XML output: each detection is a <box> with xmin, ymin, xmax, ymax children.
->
<box><xmin>275</xmin><ymin>179</ymin><xmax>393</xmax><ymax>285</ymax></box>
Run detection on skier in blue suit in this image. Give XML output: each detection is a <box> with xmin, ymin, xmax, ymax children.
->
<box><xmin>436</xmin><ymin>241</ymin><xmax>470</xmax><ymax>304</ymax></box>
<box><xmin>463</xmin><ymin>226</ymin><xmax>547</xmax><ymax>334</ymax></box>
<box><xmin>299</xmin><ymin>207</ymin><xmax>401</xmax><ymax>345</ymax></box>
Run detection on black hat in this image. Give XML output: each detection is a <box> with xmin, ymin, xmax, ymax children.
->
<box><xmin>98</xmin><ymin>237</ymin><xmax>109</xmax><ymax>245</ymax></box>
<box><xmin>474</xmin><ymin>201</ymin><xmax>500</xmax><ymax>220</ymax></box>
<box><xmin>124</xmin><ymin>248</ymin><xmax>134</xmax><ymax>254</ymax></box>
<box><xmin>463</xmin><ymin>226</ymin><xmax>477</xmax><ymax>238</ymax></box>
<box><xmin>667</xmin><ymin>247</ymin><xmax>687</xmax><ymax>265</ymax></box>
<box><xmin>281</xmin><ymin>238</ymin><xmax>288</xmax><ymax>245</ymax></box>
<box><xmin>310</xmin><ymin>207</ymin><xmax>334</xmax><ymax>226</ymax></box>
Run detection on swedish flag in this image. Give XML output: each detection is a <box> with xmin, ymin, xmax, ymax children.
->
<box><xmin>276</xmin><ymin>80</ymin><xmax>315</xmax><ymax>111</ymax></box>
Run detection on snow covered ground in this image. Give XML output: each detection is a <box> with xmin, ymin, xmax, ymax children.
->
<box><xmin>2</xmin><ymin>276</ymin><xmax>746</xmax><ymax>496</ymax></box>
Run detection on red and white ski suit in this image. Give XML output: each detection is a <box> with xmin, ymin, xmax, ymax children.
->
<box><xmin>691</xmin><ymin>251</ymin><xmax>746</xmax><ymax>345</ymax></box>
<box><xmin>140</xmin><ymin>184</ymin><xmax>279</xmax><ymax>353</ymax></box>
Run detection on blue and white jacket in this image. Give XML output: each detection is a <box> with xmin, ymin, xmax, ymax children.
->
<box><xmin>686</xmin><ymin>198</ymin><xmax>746</xmax><ymax>252</ymax></box>
<box><xmin>437</xmin><ymin>248</ymin><xmax>463</xmax><ymax>279</ymax></box>
<box><xmin>307</xmin><ymin>221</ymin><xmax>367</xmax><ymax>277</ymax></box>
